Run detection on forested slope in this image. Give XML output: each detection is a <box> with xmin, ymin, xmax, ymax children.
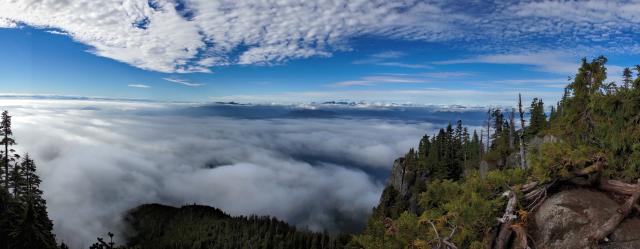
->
<box><xmin>122</xmin><ymin>203</ymin><xmax>350</xmax><ymax>249</ymax></box>
<box><xmin>351</xmin><ymin>56</ymin><xmax>640</xmax><ymax>249</ymax></box>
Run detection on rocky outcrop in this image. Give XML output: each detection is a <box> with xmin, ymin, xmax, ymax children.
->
<box><xmin>384</xmin><ymin>156</ymin><xmax>425</xmax><ymax>215</ymax></box>
<box><xmin>388</xmin><ymin>157</ymin><xmax>409</xmax><ymax>197</ymax></box>
<box><xmin>533</xmin><ymin>188</ymin><xmax>640</xmax><ymax>249</ymax></box>
<box><xmin>528</xmin><ymin>135</ymin><xmax>560</xmax><ymax>149</ymax></box>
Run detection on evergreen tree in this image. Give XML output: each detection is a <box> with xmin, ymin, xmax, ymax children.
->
<box><xmin>634</xmin><ymin>65</ymin><xmax>640</xmax><ymax>90</ymax></box>
<box><xmin>471</xmin><ymin>130</ymin><xmax>480</xmax><ymax>160</ymax></box>
<box><xmin>622</xmin><ymin>67</ymin><xmax>633</xmax><ymax>89</ymax></box>
<box><xmin>562</xmin><ymin>56</ymin><xmax>608</xmax><ymax>144</ymax></box>
<box><xmin>418</xmin><ymin>135</ymin><xmax>430</xmax><ymax>160</ymax></box>
<box><xmin>10</xmin><ymin>155</ymin><xmax>24</xmax><ymax>199</ymax></box>
<box><xmin>527</xmin><ymin>98</ymin><xmax>547</xmax><ymax>136</ymax></box>
<box><xmin>0</xmin><ymin>111</ymin><xmax>57</xmax><ymax>249</ymax></box>
<box><xmin>1</xmin><ymin>111</ymin><xmax>16</xmax><ymax>191</ymax></box>
<box><xmin>10</xmin><ymin>202</ymin><xmax>56</xmax><ymax>249</ymax></box>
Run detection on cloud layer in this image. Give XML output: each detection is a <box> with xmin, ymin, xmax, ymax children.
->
<box><xmin>3</xmin><ymin>99</ymin><xmax>445</xmax><ymax>247</ymax></box>
<box><xmin>1</xmin><ymin>0</ymin><xmax>639</xmax><ymax>73</ymax></box>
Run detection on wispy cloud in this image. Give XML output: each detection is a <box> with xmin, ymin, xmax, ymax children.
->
<box><xmin>0</xmin><ymin>1</ymin><xmax>457</xmax><ymax>72</ymax></box>
<box><xmin>330</xmin><ymin>75</ymin><xmax>429</xmax><ymax>87</ymax></box>
<box><xmin>45</xmin><ymin>30</ymin><xmax>68</xmax><ymax>36</ymax></box>
<box><xmin>433</xmin><ymin>51</ymin><xmax>580</xmax><ymax>75</ymax></box>
<box><xmin>371</xmin><ymin>51</ymin><xmax>405</xmax><ymax>59</ymax></box>
<box><xmin>353</xmin><ymin>51</ymin><xmax>432</xmax><ymax>69</ymax></box>
<box><xmin>1</xmin><ymin>1</ymin><xmax>639</xmax><ymax>73</ymax></box>
<box><xmin>491</xmin><ymin>78</ymin><xmax>568</xmax><ymax>85</ymax></box>
<box><xmin>472</xmin><ymin>78</ymin><xmax>569</xmax><ymax>89</ymax></box>
<box><xmin>163</xmin><ymin>78</ymin><xmax>205</xmax><ymax>87</ymax></box>
<box><xmin>127</xmin><ymin>84</ymin><xmax>151</xmax><ymax>89</ymax></box>
<box><xmin>421</xmin><ymin>72</ymin><xmax>473</xmax><ymax>78</ymax></box>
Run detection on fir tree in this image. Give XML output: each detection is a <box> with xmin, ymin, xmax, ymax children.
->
<box><xmin>634</xmin><ymin>65</ymin><xmax>640</xmax><ymax>90</ymax></box>
<box><xmin>527</xmin><ymin>98</ymin><xmax>547</xmax><ymax>136</ymax></box>
<box><xmin>1</xmin><ymin>111</ymin><xmax>16</xmax><ymax>191</ymax></box>
<box><xmin>622</xmin><ymin>67</ymin><xmax>633</xmax><ymax>89</ymax></box>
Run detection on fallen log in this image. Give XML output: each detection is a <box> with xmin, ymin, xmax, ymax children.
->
<box><xmin>599</xmin><ymin>179</ymin><xmax>638</xmax><ymax>196</ymax></box>
<box><xmin>494</xmin><ymin>190</ymin><xmax>517</xmax><ymax>249</ymax></box>
<box><xmin>590</xmin><ymin>179</ymin><xmax>640</xmax><ymax>243</ymax></box>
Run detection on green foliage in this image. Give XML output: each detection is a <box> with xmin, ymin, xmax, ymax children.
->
<box><xmin>125</xmin><ymin>203</ymin><xmax>350</xmax><ymax>249</ymax></box>
<box><xmin>529</xmin><ymin>141</ymin><xmax>597</xmax><ymax>182</ymax></box>
<box><xmin>355</xmin><ymin>169</ymin><xmax>527</xmax><ymax>248</ymax></box>
<box><xmin>356</xmin><ymin>56</ymin><xmax>640</xmax><ymax>249</ymax></box>
<box><xmin>527</xmin><ymin>98</ymin><xmax>547</xmax><ymax>137</ymax></box>
<box><xmin>0</xmin><ymin>111</ymin><xmax>57</xmax><ymax>249</ymax></box>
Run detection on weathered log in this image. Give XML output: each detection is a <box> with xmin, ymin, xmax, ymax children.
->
<box><xmin>590</xmin><ymin>179</ymin><xmax>640</xmax><ymax>242</ymax></box>
<box><xmin>521</xmin><ymin>181</ymin><xmax>539</xmax><ymax>193</ymax></box>
<box><xmin>510</xmin><ymin>224</ymin><xmax>528</xmax><ymax>249</ymax></box>
<box><xmin>498</xmin><ymin>191</ymin><xmax>517</xmax><ymax>223</ymax></box>
<box><xmin>495</xmin><ymin>190</ymin><xmax>517</xmax><ymax>249</ymax></box>
<box><xmin>599</xmin><ymin>179</ymin><xmax>638</xmax><ymax>196</ymax></box>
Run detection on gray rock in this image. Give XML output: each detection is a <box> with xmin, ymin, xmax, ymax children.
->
<box><xmin>388</xmin><ymin>157</ymin><xmax>409</xmax><ymax>196</ymax></box>
<box><xmin>533</xmin><ymin>188</ymin><xmax>640</xmax><ymax>249</ymax></box>
<box><xmin>479</xmin><ymin>160</ymin><xmax>489</xmax><ymax>179</ymax></box>
<box><xmin>528</xmin><ymin>135</ymin><xmax>560</xmax><ymax>150</ymax></box>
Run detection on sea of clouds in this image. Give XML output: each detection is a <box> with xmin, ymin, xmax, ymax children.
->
<box><xmin>0</xmin><ymin>98</ymin><xmax>489</xmax><ymax>247</ymax></box>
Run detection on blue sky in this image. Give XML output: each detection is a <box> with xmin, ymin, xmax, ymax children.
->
<box><xmin>1</xmin><ymin>0</ymin><xmax>640</xmax><ymax>105</ymax></box>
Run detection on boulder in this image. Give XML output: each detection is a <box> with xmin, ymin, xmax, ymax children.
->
<box><xmin>533</xmin><ymin>188</ymin><xmax>640</xmax><ymax>249</ymax></box>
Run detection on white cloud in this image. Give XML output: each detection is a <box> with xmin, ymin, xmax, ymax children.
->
<box><xmin>353</xmin><ymin>51</ymin><xmax>432</xmax><ymax>69</ymax></box>
<box><xmin>0</xmin><ymin>17</ymin><xmax>16</xmax><ymax>28</ymax></box>
<box><xmin>1</xmin><ymin>1</ymin><xmax>638</xmax><ymax>73</ymax></box>
<box><xmin>45</xmin><ymin>30</ymin><xmax>68</xmax><ymax>36</ymax></box>
<box><xmin>163</xmin><ymin>77</ymin><xmax>204</xmax><ymax>87</ymax></box>
<box><xmin>434</xmin><ymin>51</ymin><xmax>581</xmax><ymax>75</ymax></box>
<box><xmin>0</xmin><ymin>1</ymin><xmax>456</xmax><ymax>73</ymax></box>
<box><xmin>3</xmin><ymin>99</ymin><xmax>442</xmax><ymax>247</ymax></box>
<box><xmin>127</xmin><ymin>84</ymin><xmax>151</xmax><ymax>89</ymax></box>
<box><xmin>421</xmin><ymin>72</ymin><xmax>473</xmax><ymax>78</ymax></box>
<box><xmin>330</xmin><ymin>75</ymin><xmax>430</xmax><ymax>87</ymax></box>
<box><xmin>371</xmin><ymin>51</ymin><xmax>406</xmax><ymax>59</ymax></box>
<box><xmin>214</xmin><ymin>88</ymin><xmax>561</xmax><ymax>106</ymax></box>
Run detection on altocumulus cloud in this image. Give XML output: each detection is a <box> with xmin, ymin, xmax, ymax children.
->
<box><xmin>3</xmin><ymin>99</ymin><xmax>441</xmax><ymax>247</ymax></box>
<box><xmin>2</xmin><ymin>1</ymin><xmax>639</xmax><ymax>73</ymax></box>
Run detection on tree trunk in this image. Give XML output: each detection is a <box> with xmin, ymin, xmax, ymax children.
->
<box><xmin>518</xmin><ymin>94</ymin><xmax>526</xmax><ymax>169</ymax></box>
<box><xmin>487</xmin><ymin>109</ymin><xmax>492</xmax><ymax>152</ymax></box>
<box><xmin>4</xmin><ymin>135</ymin><xmax>7</xmax><ymax>191</ymax></box>
<box><xmin>509</xmin><ymin>108</ymin><xmax>515</xmax><ymax>150</ymax></box>
<box><xmin>518</xmin><ymin>133</ymin><xmax>526</xmax><ymax>169</ymax></box>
